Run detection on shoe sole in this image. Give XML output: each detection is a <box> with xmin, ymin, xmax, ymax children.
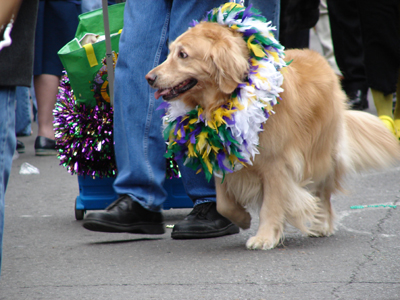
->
<box><xmin>35</xmin><ymin>149</ymin><xmax>58</xmax><ymax>156</ymax></box>
<box><xmin>171</xmin><ymin>223</ymin><xmax>240</xmax><ymax>239</ymax></box>
<box><xmin>82</xmin><ymin>220</ymin><xmax>165</xmax><ymax>234</ymax></box>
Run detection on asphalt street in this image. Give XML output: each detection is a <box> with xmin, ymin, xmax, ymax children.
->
<box><xmin>1</xmin><ymin>34</ymin><xmax>400</xmax><ymax>300</ymax></box>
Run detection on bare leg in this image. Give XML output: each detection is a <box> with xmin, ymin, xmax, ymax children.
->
<box><xmin>34</xmin><ymin>74</ymin><xmax>60</xmax><ymax>140</ymax></box>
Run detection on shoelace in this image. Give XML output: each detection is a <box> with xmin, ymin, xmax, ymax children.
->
<box><xmin>188</xmin><ymin>202</ymin><xmax>214</xmax><ymax>219</ymax></box>
<box><xmin>106</xmin><ymin>196</ymin><xmax>132</xmax><ymax>211</ymax></box>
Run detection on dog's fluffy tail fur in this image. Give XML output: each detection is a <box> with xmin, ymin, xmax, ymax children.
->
<box><xmin>344</xmin><ymin>110</ymin><xmax>400</xmax><ymax>173</ymax></box>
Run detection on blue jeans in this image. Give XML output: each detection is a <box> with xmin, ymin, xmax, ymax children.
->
<box><xmin>249</xmin><ymin>0</ymin><xmax>280</xmax><ymax>38</ymax></box>
<box><xmin>113</xmin><ymin>0</ymin><xmax>280</xmax><ymax>212</ymax></box>
<box><xmin>0</xmin><ymin>87</ymin><xmax>17</xmax><ymax>277</ymax></box>
<box><xmin>81</xmin><ymin>0</ymin><xmax>102</xmax><ymax>13</ymax></box>
<box><xmin>15</xmin><ymin>86</ymin><xmax>32</xmax><ymax>136</ymax></box>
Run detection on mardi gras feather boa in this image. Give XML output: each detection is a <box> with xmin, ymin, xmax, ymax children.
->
<box><xmin>162</xmin><ymin>3</ymin><xmax>287</xmax><ymax>181</ymax></box>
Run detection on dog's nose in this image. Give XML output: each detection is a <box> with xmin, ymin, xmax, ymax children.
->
<box><xmin>145</xmin><ymin>73</ymin><xmax>157</xmax><ymax>86</ymax></box>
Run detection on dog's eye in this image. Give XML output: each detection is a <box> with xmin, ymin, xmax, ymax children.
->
<box><xmin>178</xmin><ymin>51</ymin><xmax>188</xmax><ymax>59</ymax></box>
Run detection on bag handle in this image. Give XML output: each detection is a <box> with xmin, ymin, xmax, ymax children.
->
<box><xmin>102</xmin><ymin>0</ymin><xmax>114</xmax><ymax>106</ymax></box>
<box><xmin>83</xmin><ymin>43</ymin><xmax>99</xmax><ymax>67</ymax></box>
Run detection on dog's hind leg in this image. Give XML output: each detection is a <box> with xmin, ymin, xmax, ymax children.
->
<box><xmin>215</xmin><ymin>179</ymin><xmax>251</xmax><ymax>229</ymax></box>
<box><xmin>309</xmin><ymin>181</ymin><xmax>336</xmax><ymax>237</ymax></box>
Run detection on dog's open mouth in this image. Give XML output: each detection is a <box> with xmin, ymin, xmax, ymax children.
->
<box><xmin>154</xmin><ymin>78</ymin><xmax>198</xmax><ymax>100</ymax></box>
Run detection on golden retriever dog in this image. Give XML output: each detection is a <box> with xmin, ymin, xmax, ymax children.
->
<box><xmin>146</xmin><ymin>21</ymin><xmax>400</xmax><ymax>250</ymax></box>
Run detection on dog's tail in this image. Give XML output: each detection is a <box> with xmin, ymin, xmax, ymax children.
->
<box><xmin>344</xmin><ymin>110</ymin><xmax>400</xmax><ymax>173</ymax></box>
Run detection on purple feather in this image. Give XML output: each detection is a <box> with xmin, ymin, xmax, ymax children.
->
<box><xmin>217</xmin><ymin>152</ymin><xmax>233</xmax><ymax>173</ymax></box>
<box><xmin>189</xmin><ymin>19</ymin><xmax>199</xmax><ymax>27</ymax></box>
<box><xmin>223</xmin><ymin>116</ymin><xmax>235</xmax><ymax>126</ymax></box>
<box><xmin>242</xmin><ymin>28</ymin><xmax>258</xmax><ymax>37</ymax></box>
<box><xmin>241</xmin><ymin>4</ymin><xmax>254</xmax><ymax>22</ymax></box>
<box><xmin>174</xmin><ymin>116</ymin><xmax>182</xmax><ymax>136</ymax></box>
<box><xmin>156</xmin><ymin>101</ymin><xmax>170</xmax><ymax>110</ymax></box>
<box><xmin>189</xmin><ymin>126</ymin><xmax>202</xmax><ymax>144</ymax></box>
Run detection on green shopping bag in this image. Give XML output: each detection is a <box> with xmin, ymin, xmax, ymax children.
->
<box><xmin>58</xmin><ymin>3</ymin><xmax>125</xmax><ymax>108</ymax></box>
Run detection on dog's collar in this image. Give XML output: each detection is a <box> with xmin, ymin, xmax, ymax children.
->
<box><xmin>162</xmin><ymin>3</ymin><xmax>287</xmax><ymax>181</ymax></box>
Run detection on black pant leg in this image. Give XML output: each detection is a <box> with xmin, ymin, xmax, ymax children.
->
<box><xmin>327</xmin><ymin>0</ymin><xmax>368</xmax><ymax>94</ymax></box>
<box><xmin>356</xmin><ymin>0</ymin><xmax>400</xmax><ymax>95</ymax></box>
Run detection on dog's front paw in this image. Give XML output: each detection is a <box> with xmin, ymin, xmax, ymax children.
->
<box><xmin>246</xmin><ymin>235</ymin><xmax>278</xmax><ymax>250</ymax></box>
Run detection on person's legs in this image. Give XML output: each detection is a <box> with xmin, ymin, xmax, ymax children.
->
<box><xmin>314</xmin><ymin>0</ymin><xmax>341</xmax><ymax>76</ymax></box>
<box><xmin>33</xmin><ymin>74</ymin><xmax>59</xmax><ymax>156</ymax></box>
<box><xmin>357</xmin><ymin>0</ymin><xmax>400</xmax><ymax>135</ymax></box>
<box><xmin>0</xmin><ymin>87</ymin><xmax>17</xmax><ymax>277</ymax></box>
<box><xmin>247</xmin><ymin>0</ymin><xmax>280</xmax><ymax>38</ymax></box>
<box><xmin>82</xmin><ymin>0</ymin><xmax>172</xmax><ymax>234</ymax></box>
<box><xmin>112</xmin><ymin>0</ymin><xmax>172</xmax><ymax>212</ymax></box>
<box><xmin>81</xmin><ymin>0</ymin><xmax>102</xmax><ymax>13</ymax></box>
<box><xmin>15</xmin><ymin>86</ymin><xmax>32</xmax><ymax>137</ymax></box>
<box><xmin>84</xmin><ymin>0</ymin><xmax>237</xmax><ymax>238</ymax></box>
<box><xmin>394</xmin><ymin>68</ymin><xmax>400</xmax><ymax>139</ymax></box>
<box><xmin>33</xmin><ymin>1</ymin><xmax>80</xmax><ymax>155</ymax></box>
<box><xmin>30</xmin><ymin>77</ymin><xmax>37</xmax><ymax>123</ymax></box>
<box><xmin>113</xmin><ymin>0</ymin><xmax>230</xmax><ymax>211</ymax></box>
<box><xmin>279</xmin><ymin>0</ymin><xmax>317</xmax><ymax>49</ymax></box>
<box><xmin>84</xmin><ymin>0</ymin><xmax>280</xmax><ymax>238</ymax></box>
<box><xmin>395</xmin><ymin>1</ymin><xmax>400</xmax><ymax>135</ymax></box>
<box><xmin>167</xmin><ymin>0</ymin><xmax>280</xmax><ymax>201</ymax></box>
<box><xmin>112</xmin><ymin>0</ymin><xmax>281</xmax><ymax>210</ymax></box>
<box><xmin>166</xmin><ymin>1</ymin><xmax>228</xmax><ymax>205</ymax></box>
<box><xmin>167</xmin><ymin>0</ymin><xmax>245</xmax><ymax>239</ymax></box>
<box><xmin>371</xmin><ymin>88</ymin><xmax>397</xmax><ymax>136</ymax></box>
<box><xmin>34</xmin><ymin>74</ymin><xmax>59</xmax><ymax>140</ymax></box>
<box><xmin>357</xmin><ymin>0</ymin><xmax>400</xmax><ymax>96</ymax></box>
<box><xmin>327</xmin><ymin>0</ymin><xmax>369</xmax><ymax>110</ymax></box>
<box><xmin>15</xmin><ymin>86</ymin><xmax>32</xmax><ymax>154</ymax></box>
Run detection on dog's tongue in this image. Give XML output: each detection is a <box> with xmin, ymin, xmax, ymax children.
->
<box><xmin>154</xmin><ymin>88</ymin><xmax>172</xmax><ymax>99</ymax></box>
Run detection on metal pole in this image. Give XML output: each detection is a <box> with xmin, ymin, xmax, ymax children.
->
<box><xmin>102</xmin><ymin>0</ymin><xmax>114</xmax><ymax>106</ymax></box>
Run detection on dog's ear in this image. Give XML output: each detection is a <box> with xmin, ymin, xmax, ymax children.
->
<box><xmin>210</xmin><ymin>34</ymin><xmax>249</xmax><ymax>94</ymax></box>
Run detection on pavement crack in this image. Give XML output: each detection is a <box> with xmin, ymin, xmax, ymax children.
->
<box><xmin>331</xmin><ymin>197</ymin><xmax>399</xmax><ymax>298</ymax></box>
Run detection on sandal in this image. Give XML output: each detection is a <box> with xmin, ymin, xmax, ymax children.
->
<box><xmin>379</xmin><ymin>115</ymin><xmax>397</xmax><ymax>137</ymax></box>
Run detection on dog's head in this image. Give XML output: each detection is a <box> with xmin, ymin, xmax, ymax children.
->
<box><xmin>146</xmin><ymin>22</ymin><xmax>249</xmax><ymax>118</ymax></box>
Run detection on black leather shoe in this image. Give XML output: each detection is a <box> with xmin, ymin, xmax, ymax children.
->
<box><xmin>34</xmin><ymin>136</ymin><xmax>57</xmax><ymax>156</ymax></box>
<box><xmin>171</xmin><ymin>202</ymin><xmax>240</xmax><ymax>239</ymax></box>
<box><xmin>16</xmin><ymin>140</ymin><xmax>25</xmax><ymax>153</ymax></box>
<box><xmin>346</xmin><ymin>89</ymin><xmax>369</xmax><ymax>110</ymax></box>
<box><xmin>82</xmin><ymin>195</ymin><xmax>165</xmax><ymax>234</ymax></box>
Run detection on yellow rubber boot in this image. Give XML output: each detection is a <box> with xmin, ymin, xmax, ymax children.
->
<box><xmin>371</xmin><ymin>88</ymin><xmax>393</xmax><ymax>117</ymax></box>
<box><xmin>372</xmin><ymin>88</ymin><xmax>397</xmax><ymax>137</ymax></box>
<box><xmin>393</xmin><ymin>71</ymin><xmax>400</xmax><ymax>139</ymax></box>
<box><xmin>379</xmin><ymin>115</ymin><xmax>397</xmax><ymax>136</ymax></box>
<box><xmin>394</xmin><ymin>119</ymin><xmax>400</xmax><ymax>140</ymax></box>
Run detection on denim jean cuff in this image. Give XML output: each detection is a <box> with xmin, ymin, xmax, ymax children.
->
<box><xmin>193</xmin><ymin>199</ymin><xmax>215</xmax><ymax>207</ymax></box>
<box><xmin>126</xmin><ymin>194</ymin><xmax>163</xmax><ymax>213</ymax></box>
